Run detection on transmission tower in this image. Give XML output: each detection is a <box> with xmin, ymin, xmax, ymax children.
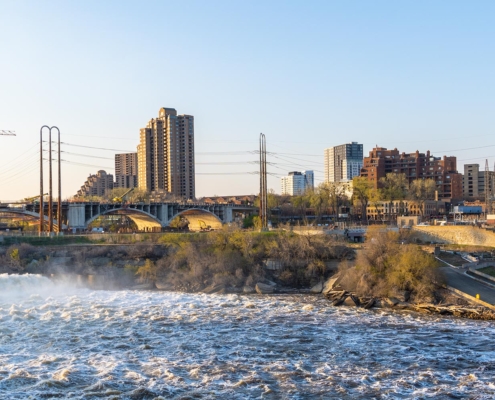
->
<box><xmin>0</xmin><ymin>130</ymin><xmax>16</xmax><ymax>136</ymax></box>
<box><xmin>485</xmin><ymin>159</ymin><xmax>492</xmax><ymax>216</ymax></box>
<box><xmin>259</xmin><ymin>133</ymin><xmax>268</xmax><ymax>230</ymax></box>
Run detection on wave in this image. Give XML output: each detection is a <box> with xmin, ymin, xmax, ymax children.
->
<box><xmin>0</xmin><ymin>274</ymin><xmax>78</xmax><ymax>303</ymax></box>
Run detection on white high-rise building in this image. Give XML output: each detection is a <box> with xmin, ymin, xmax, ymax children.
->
<box><xmin>324</xmin><ymin>142</ymin><xmax>363</xmax><ymax>183</ymax></box>
<box><xmin>281</xmin><ymin>171</ymin><xmax>314</xmax><ymax>196</ymax></box>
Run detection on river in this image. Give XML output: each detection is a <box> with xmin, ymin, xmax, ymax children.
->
<box><xmin>0</xmin><ymin>274</ymin><xmax>494</xmax><ymax>399</ymax></box>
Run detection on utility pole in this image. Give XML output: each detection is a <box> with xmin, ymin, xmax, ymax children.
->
<box><xmin>485</xmin><ymin>159</ymin><xmax>492</xmax><ymax>217</ymax></box>
<box><xmin>40</xmin><ymin>126</ymin><xmax>61</xmax><ymax>235</ymax></box>
<box><xmin>259</xmin><ymin>133</ymin><xmax>268</xmax><ymax>230</ymax></box>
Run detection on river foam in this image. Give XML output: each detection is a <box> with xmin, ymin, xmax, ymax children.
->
<box><xmin>0</xmin><ymin>274</ymin><xmax>494</xmax><ymax>398</ymax></box>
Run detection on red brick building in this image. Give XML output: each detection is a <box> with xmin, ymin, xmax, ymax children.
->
<box><xmin>360</xmin><ymin>147</ymin><xmax>462</xmax><ymax>200</ymax></box>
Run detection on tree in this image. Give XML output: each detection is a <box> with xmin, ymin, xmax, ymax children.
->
<box><xmin>369</xmin><ymin>188</ymin><xmax>382</xmax><ymax>222</ymax></box>
<box><xmin>352</xmin><ymin>177</ymin><xmax>373</xmax><ymax>222</ymax></box>
<box><xmin>379</xmin><ymin>173</ymin><xmax>408</xmax><ymax>224</ymax></box>
<box><xmin>408</xmin><ymin>179</ymin><xmax>436</xmax><ymax>217</ymax></box>
<box><xmin>292</xmin><ymin>194</ymin><xmax>310</xmax><ymax>225</ymax></box>
<box><xmin>308</xmin><ymin>183</ymin><xmax>330</xmax><ymax>224</ymax></box>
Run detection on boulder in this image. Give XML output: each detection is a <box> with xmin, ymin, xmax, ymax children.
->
<box><xmin>395</xmin><ymin>301</ymin><xmax>411</xmax><ymax>310</ymax></box>
<box><xmin>203</xmin><ymin>284</ymin><xmax>227</xmax><ymax>294</ymax></box>
<box><xmin>131</xmin><ymin>283</ymin><xmax>155</xmax><ymax>290</ymax></box>
<box><xmin>243</xmin><ymin>286</ymin><xmax>255</xmax><ymax>294</ymax></box>
<box><xmin>255</xmin><ymin>283</ymin><xmax>275</xmax><ymax>294</ymax></box>
<box><xmin>363</xmin><ymin>298</ymin><xmax>376</xmax><ymax>309</ymax></box>
<box><xmin>325</xmin><ymin>290</ymin><xmax>346</xmax><ymax>301</ymax></box>
<box><xmin>322</xmin><ymin>275</ymin><xmax>340</xmax><ymax>295</ymax></box>
<box><xmin>310</xmin><ymin>281</ymin><xmax>324</xmax><ymax>294</ymax></box>
<box><xmin>155</xmin><ymin>280</ymin><xmax>173</xmax><ymax>290</ymax></box>
<box><xmin>384</xmin><ymin>297</ymin><xmax>400</xmax><ymax>307</ymax></box>
<box><xmin>343</xmin><ymin>296</ymin><xmax>358</xmax><ymax>307</ymax></box>
<box><xmin>395</xmin><ymin>290</ymin><xmax>411</xmax><ymax>302</ymax></box>
<box><xmin>350</xmin><ymin>294</ymin><xmax>360</xmax><ymax>306</ymax></box>
<box><xmin>332</xmin><ymin>296</ymin><xmax>345</xmax><ymax>306</ymax></box>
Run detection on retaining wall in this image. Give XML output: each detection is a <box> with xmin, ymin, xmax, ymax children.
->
<box><xmin>413</xmin><ymin>226</ymin><xmax>495</xmax><ymax>248</ymax></box>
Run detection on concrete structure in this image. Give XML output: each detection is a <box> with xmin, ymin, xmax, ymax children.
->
<box><xmin>115</xmin><ymin>153</ymin><xmax>138</xmax><ymax>189</ymax></box>
<box><xmin>281</xmin><ymin>171</ymin><xmax>314</xmax><ymax>195</ymax></box>
<box><xmin>463</xmin><ymin>163</ymin><xmax>494</xmax><ymax>198</ymax></box>
<box><xmin>76</xmin><ymin>170</ymin><xmax>114</xmax><ymax>198</ymax></box>
<box><xmin>1</xmin><ymin>201</ymin><xmax>255</xmax><ymax>232</ymax></box>
<box><xmin>360</xmin><ymin>146</ymin><xmax>462</xmax><ymax>200</ymax></box>
<box><xmin>324</xmin><ymin>142</ymin><xmax>363</xmax><ymax>183</ymax></box>
<box><xmin>137</xmin><ymin>107</ymin><xmax>195</xmax><ymax>199</ymax></box>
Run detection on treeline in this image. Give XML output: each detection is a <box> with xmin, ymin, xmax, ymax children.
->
<box><xmin>252</xmin><ymin>174</ymin><xmax>437</xmax><ymax>226</ymax></box>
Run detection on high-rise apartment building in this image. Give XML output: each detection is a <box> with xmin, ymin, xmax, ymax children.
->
<box><xmin>281</xmin><ymin>171</ymin><xmax>314</xmax><ymax>196</ymax></box>
<box><xmin>324</xmin><ymin>142</ymin><xmax>363</xmax><ymax>183</ymax></box>
<box><xmin>76</xmin><ymin>170</ymin><xmax>114</xmax><ymax>198</ymax></box>
<box><xmin>360</xmin><ymin>146</ymin><xmax>463</xmax><ymax>199</ymax></box>
<box><xmin>114</xmin><ymin>152</ymin><xmax>138</xmax><ymax>189</ymax></box>
<box><xmin>137</xmin><ymin>107</ymin><xmax>195</xmax><ymax>199</ymax></box>
<box><xmin>463</xmin><ymin>164</ymin><xmax>494</xmax><ymax>198</ymax></box>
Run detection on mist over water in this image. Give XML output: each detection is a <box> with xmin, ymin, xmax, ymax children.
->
<box><xmin>0</xmin><ymin>274</ymin><xmax>494</xmax><ymax>399</ymax></box>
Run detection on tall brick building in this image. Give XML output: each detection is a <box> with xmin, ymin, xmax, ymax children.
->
<box><xmin>137</xmin><ymin>108</ymin><xmax>195</xmax><ymax>200</ymax></box>
<box><xmin>114</xmin><ymin>152</ymin><xmax>138</xmax><ymax>189</ymax></box>
<box><xmin>360</xmin><ymin>146</ymin><xmax>462</xmax><ymax>199</ymax></box>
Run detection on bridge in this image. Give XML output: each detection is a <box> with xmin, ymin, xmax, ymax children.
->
<box><xmin>0</xmin><ymin>201</ymin><xmax>255</xmax><ymax>232</ymax></box>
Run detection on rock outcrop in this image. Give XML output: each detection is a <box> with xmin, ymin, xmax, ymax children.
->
<box><xmin>255</xmin><ymin>283</ymin><xmax>275</xmax><ymax>294</ymax></box>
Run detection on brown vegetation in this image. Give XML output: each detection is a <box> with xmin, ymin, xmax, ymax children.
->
<box><xmin>136</xmin><ymin>229</ymin><xmax>353</xmax><ymax>292</ymax></box>
<box><xmin>338</xmin><ymin>226</ymin><xmax>442</xmax><ymax>300</ymax></box>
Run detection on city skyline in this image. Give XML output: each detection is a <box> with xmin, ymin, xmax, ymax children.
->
<box><xmin>1</xmin><ymin>1</ymin><xmax>494</xmax><ymax>200</ymax></box>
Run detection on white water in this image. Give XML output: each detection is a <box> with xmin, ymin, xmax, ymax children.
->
<box><xmin>1</xmin><ymin>274</ymin><xmax>495</xmax><ymax>399</ymax></box>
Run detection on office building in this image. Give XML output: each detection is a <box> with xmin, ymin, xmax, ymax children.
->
<box><xmin>115</xmin><ymin>152</ymin><xmax>138</xmax><ymax>189</ymax></box>
<box><xmin>137</xmin><ymin>107</ymin><xmax>195</xmax><ymax>199</ymax></box>
<box><xmin>360</xmin><ymin>146</ymin><xmax>462</xmax><ymax>199</ymax></box>
<box><xmin>463</xmin><ymin>164</ymin><xmax>494</xmax><ymax>198</ymax></box>
<box><xmin>324</xmin><ymin>142</ymin><xmax>363</xmax><ymax>183</ymax></box>
<box><xmin>281</xmin><ymin>171</ymin><xmax>314</xmax><ymax>196</ymax></box>
<box><xmin>76</xmin><ymin>170</ymin><xmax>114</xmax><ymax>198</ymax></box>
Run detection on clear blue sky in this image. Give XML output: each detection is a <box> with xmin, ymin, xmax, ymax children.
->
<box><xmin>1</xmin><ymin>0</ymin><xmax>494</xmax><ymax>200</ymax></box>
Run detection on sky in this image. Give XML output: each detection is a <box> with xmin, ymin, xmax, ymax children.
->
<box><xmin>0</xmin><ymin>0</ymin><xmax>494</xmax><ymax>201</ymax></box>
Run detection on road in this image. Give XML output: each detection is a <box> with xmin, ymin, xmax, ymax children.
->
<box><xmin>439</xmin><ymin>266</ymin><xmax>495</xmax><ymax>305</ymax></box>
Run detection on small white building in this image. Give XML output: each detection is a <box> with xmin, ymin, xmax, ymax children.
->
<box><xmin>281</xmin><ymin>171</ymin><xmax>314</xmax><ymax>196</ymax></box>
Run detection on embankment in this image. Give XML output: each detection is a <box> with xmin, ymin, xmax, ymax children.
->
<box><xmin>413</xmin><ymin>226</ymin><xmax>495</xmax><ymax>247</ymax></box>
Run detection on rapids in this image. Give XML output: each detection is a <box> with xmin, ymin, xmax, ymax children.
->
<box><xmin>0</xmin><ymin>274</ymin><xmax>494</xmax><ymax>399</ymax></box>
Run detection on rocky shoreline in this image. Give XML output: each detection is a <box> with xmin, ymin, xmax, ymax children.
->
<box><xmin>322</xmin><ymin>288</ymin><xmax>495</xmax><ymax>320</ymax></box>
<box><xmin>151</xmin><ymin>276</ymin><xmax>495</xmax><ymax>321</ymax></box>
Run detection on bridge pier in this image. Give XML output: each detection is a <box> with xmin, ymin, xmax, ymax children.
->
<box><xmin>67</xmin><ymin>204</ymin><xmax>86</xmax><ymax>229</ymax></box>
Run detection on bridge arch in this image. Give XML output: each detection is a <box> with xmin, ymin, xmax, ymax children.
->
<box><xmin>0</xmin><ymin>209</ymin><xmax>66</xmax><ymax>230</ymax></box>
<box><xmin>86</xmin><ymin>207</ymin><xmax>162</xmax><ymax>231</ymax></box>
<box><xmin>168</xmin><ymin>208</ymin><xmax>223</xmax><ymax>231</ymax></box>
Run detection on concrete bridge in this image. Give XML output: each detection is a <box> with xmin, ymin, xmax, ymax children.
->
<box><xmin>0</xmin><ymin>201</ymin><xmax>255</xmax><ymax>232</ymax></box>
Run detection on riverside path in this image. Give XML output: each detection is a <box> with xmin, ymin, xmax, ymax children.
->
<box><xmin>439</xmin><ymin>266</ymin><xmax>495</xmax><ymax>306</ymax></box>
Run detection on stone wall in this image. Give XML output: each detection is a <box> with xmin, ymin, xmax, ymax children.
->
<box><xmin>413</xmin><ymin>226</ymin><xmax>495</xmax><ymax>247</ymax></box>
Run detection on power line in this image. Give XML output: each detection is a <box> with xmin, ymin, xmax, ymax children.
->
<box><xmin>61</xmin><ymin>151</ymin><xmax>114</xmax><ymax>160</ymax></box>
<box><xmin>61</xmin><ymin>160</ymin><xmax>114</xmax><ymax>170</ymax></box>
<box><xmin>59</xmin><ymin>142</ymin><xmax>135</xmax><ymax>152</ymax></box>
